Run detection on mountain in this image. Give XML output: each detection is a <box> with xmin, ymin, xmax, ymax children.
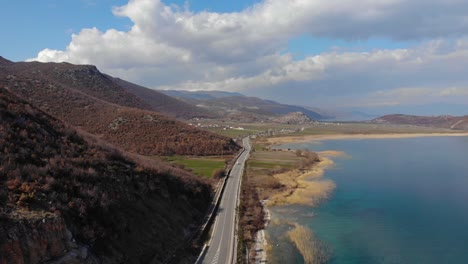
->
<box><xmin>198</xmin><ymin>96</ymin><xmax>325</xmax><ymax>120</ymax></box>
<box><xmin>0</xmin><ymin>87</ymin><xmax>212</xmax><ymax>263</ymax></box>
<box><xmin>0</xmin><ymin>59</ymin><xmax>239</xmax><ymax>156</ymax></box>
<box><xmin>0</xmin><ymin>56</ymin><xmax>14</xmax><ymax>66</ymax></box>
<box><xmin>371</xmin><ymin>114</ymin><xmax>468</xmax><ymax>130</ymax></box>
<box><xmin>164</xmin><ymin>90</ymin><xmax>326</xmax><ymax>120</ymax></box>
<box><xmin>160</xmin><ymin>89</ymin><xmax>245</xmax><ymax>101</ymax></box>
<box><xmin>160</xmin><ymin>90</ymin><xmax>327</xmax><ymax>121</ymax></box>
<box><xmin>110</xmin><ymin>77</ymin><xmax>215</xmax><ymax>118</ymax></box>
<box><xmin>3</xmin><ymin>61</ymin><xmax>153</xmax><ymax>111</ymax></box>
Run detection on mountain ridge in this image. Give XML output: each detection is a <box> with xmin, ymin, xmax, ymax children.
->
<box><xmin>371</xmin><ymin>114</ymin><xmax>468</xmax><ymax>130</ymax></box>
<box><xmin>110</xmin><ymin>77</ymin><xmax>215</xmax><ymax>118</ymax></box>
<box><xmin>160</xmin><ymin>89</ymin><xmax>326</xmax><ymax>121</ymax></box>
<box><xmin>0</xmin><ymin>58</ymin><xmax>239</xmax><ymax>156</ymax></box>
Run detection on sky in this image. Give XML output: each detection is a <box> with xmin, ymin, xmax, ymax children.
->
<box><xmin>3</xmin><ymin>0</ymin><xmax>468</xmax><ymax>116</ymax></box>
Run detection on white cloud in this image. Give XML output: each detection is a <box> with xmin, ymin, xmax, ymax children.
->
<box><xmin>29</xmin><ymin>0</ymin><xmax>468</xmax><ymax>112</ymax></box>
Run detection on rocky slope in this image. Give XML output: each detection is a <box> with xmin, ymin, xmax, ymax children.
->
<box><xmin>0</xmin><ymin>86</ymin><xmax>213</xmax><ymax>263</ymax></box>
<box><xmin>0</xmin><ymin>58</ymin><xmax>239</xmax><ymax>156</ymax></box>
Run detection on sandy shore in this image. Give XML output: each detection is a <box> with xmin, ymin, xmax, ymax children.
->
<box><xmin>267</xmin><ymin>132</ymin><xmax>468</xmax><ymax>145</ymax></box>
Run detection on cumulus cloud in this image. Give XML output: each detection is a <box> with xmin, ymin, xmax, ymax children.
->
<box><xmin>30</xmin><ymin>0</ymin><xmax>468</xmax><ymax>112</ymax></box>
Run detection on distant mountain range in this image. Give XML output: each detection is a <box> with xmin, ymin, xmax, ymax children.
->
<box><xmin>161</xmin><ymin>89</ymin><xmax>327</xmax><ymax>121</ymax></box>
<box><xmin>111</xmin><ymin>77</ymin><xmax>214</xmax><ymax>118</ymax></box>
<box><xmin>0</xmin><ymin>57</ymin><xmax>238</xmax><ymax>156</ymax></box>
<box><xmin>160</xmin><ymin>89</ymin><xmax>245</xmax><ymax>101</ymax></box>
<box><xmin>371</xmin><ymin>114</ymin><xmax>468</xmax><ymax>130</ymax></box>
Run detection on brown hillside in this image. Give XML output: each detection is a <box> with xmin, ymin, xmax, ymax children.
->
<box><xmin>0</xmin><ymin>86</ymin><xmax>212</xmax><ymax>263</ymax></box>
<box><xmin>0</xmin><ymin>60</ymin><xmax>239</xmax><ymax>156</ymax></box>
<box><xmin>3</xmin><ymin>61</ymin><xmax>152</xmax><ymax>111</ymax></box>
<box><xmin>110</xmin><ymin>76</ymin><xmax>216</xmax><ymax>119</ymax></box>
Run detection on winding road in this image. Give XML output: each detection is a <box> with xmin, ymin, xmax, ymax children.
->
<box><xmin>200</xmin><ymin>137</ymin><xmax>251</xmax><ymax>264</ymax></box>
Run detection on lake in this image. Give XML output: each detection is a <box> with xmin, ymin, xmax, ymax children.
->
<box><xmin>267</xmin><ymin>136</ymin><xmax>468</xmax><ymax>264</ymax></box>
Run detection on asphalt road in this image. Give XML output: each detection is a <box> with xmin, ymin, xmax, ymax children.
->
<box><xmin>201</xmin><ymin>137</ymin><xmax>251</xmax><ymax>264</ymax></box>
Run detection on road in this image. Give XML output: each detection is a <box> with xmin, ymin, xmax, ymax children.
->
<box><xmin>201</xmin><ymin>137</ymin><xmax>251</xmax><ymax>264</ymax></box>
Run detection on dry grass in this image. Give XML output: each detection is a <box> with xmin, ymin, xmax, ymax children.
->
<box><xmin>287</xmin><ymin>223</ymin><xmax>330</xmax><ymax>264</ymax></box>
<box><xmin>238</xmin><ymin>139</ymin><xmax>325</xmax><ymax>262</ymax></box>
<box><xmin>268</xmin><ymin>156</ymin><xmax>335</xmax><ymax>206</ymax></box>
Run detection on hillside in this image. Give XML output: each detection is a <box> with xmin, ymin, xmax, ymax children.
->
<box><xmin>160</xmin><ymin>89</ymin><xmax>245</xmax><ymax>101</ymax></box>
<box><xmin>371</xmin><ymin>114</ymin><xmax>468</xmax><ymax>130</ymax></box>
<box><xmin>0</xmin><ymin>59</ymin><xmax>239</xmax><ymax>156</ymax></box>
<box><xmin>0</xmin><ymin>87</ymin><xmax>212</xmax><ymax>263</ymax></box>
<box><xmin>160</xmin><ymin>90</ymin><xmax>325</xmax><ymax>121</ymax></box>
<box><xmin>194</xmin><ymin>96</ymin><xmax>325</xmax><ymax>121</ymax></box>
<box><xmin>110</xmin><ymin>77</ymin><xmax>215</xmax><ymax>118</ymax></box>
<box><xmin>3</xmin><ymin>61</ymin><xmax>153</xmax><ymax>111</ymax></box>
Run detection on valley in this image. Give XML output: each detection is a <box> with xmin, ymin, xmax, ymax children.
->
<box><xmin>1</xmin><ymin>56</ymin><xmax>467</xmax><ymax>264</ymax></box>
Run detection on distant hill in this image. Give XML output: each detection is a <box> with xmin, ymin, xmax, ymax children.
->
<box><xmin>189</xmin><ymin>95</ymin><xmax>325</xmax><ymax>121</ymax></box>
<box><xmin>307</xmin><ymin>107</ymin><xmax>376</xmax><ymax>121</ymax></box>
<box><xmin>160</xmin><ymin>90</ymin><xmax>326</xmax><ymax>121</ymax></box>
<box><xmin>160</xmin><ymin>89</ymin><xmax>245</xmax><ymax>101</ymax></box>
<box><xmin>0</xmin><ymin>87</ymin><xmax>212</xmax><ymax>263</ymax></box>
<box><xmin>371</xmin><ymin>114</ymin><xmax>468</xmax><ymax>130</ymax></box>
<box><xmin>0</xmin><ymin>59</ymin><xmax>239</xmax><ymax>156</ymax></box>
<box><xmin>271</xmin><ymin>111</ymin><xmax>313</xmax><ymax>124</ymax></box>
<box><xmin>110</xmin><ymin>77</ymin><xmax>215</xmax><ymax>118</ymax></box>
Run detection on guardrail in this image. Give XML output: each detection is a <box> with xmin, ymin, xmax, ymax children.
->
<box><xmin>193</xmin><ymin>143</ymin><xmax>247</xmax><ymax>264</ymax></box>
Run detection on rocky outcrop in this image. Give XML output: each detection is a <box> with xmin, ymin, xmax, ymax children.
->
<box><xmin>0</xmin><ymin>211</ymin><xmax>98</xmax><ymax>264</ymax></box>
<box><xmin>271</xmin><ymin>111</ymin><xmax>313</xmax><ymax>124</ymax></box>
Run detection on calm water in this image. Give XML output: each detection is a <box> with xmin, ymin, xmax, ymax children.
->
<box><xmin>267</xmin><ymin>136</ymin><xmax>468</xmax><ymax>264</ymax></box>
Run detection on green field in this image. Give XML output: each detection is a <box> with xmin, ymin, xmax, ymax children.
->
<box><xmin>247</xmin><ymin>149</ymin><xmax>299</xmax><ymax>174</ymax></box>
<box><xmin>165</xmin><ymin>156</ymin><xmax>227</xmax><ymax>178</ymax></box>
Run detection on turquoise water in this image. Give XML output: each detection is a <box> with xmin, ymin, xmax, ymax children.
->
<box><xmin>267</xmin><ymin>136</ymin><xmax>468</xmax><ymax>264</ymax></box>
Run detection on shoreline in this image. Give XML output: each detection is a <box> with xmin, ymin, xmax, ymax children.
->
<box><xmin>254</xmin><ymin>200</ymin><xmax>270</xmax><ymax>263</ymax></box>
<box><xmin>266</xmin><ymin>132</ymin><xmax>468</xmax><ymax>145</ymax></box>
<box><xmin>255</xmin><ymin>131</ymin><xmax>468</xmax><ymax>263</ymax></box>
<box><xmin>253</xmin><ymin>151</ymin><xmax>337</xmax><ymax>263</ymax></box>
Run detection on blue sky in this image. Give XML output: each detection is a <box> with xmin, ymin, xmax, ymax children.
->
<box><xmin>3</xmin><ymin>0</ymin><xmax>413</xmax><ymax>61</ymax></box>
<box><xmin>3</xmin><ymin>0</ymin><xmax>468</xmax><ymax>116</ymax></box>
<box><xmin>1</xmin><ymin>0</ymin><xmax>130</xmax><ymax>61</ymax></box>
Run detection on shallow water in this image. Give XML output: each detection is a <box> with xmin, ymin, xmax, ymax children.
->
<box><xmin>267</xmin><ymin>136</ymin><xmax>468</xmax><ymax>264</ymax></box>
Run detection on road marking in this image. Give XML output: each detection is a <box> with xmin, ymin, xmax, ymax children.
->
<box><xmin>211</xmin><ymin>249</ymin><xmax>220</xmax><ymax>264</ymax></box>
<box><xmin>201</xmin><ymin>137</ymin><xmax>251</xmax><ymax>264</ymax></box>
